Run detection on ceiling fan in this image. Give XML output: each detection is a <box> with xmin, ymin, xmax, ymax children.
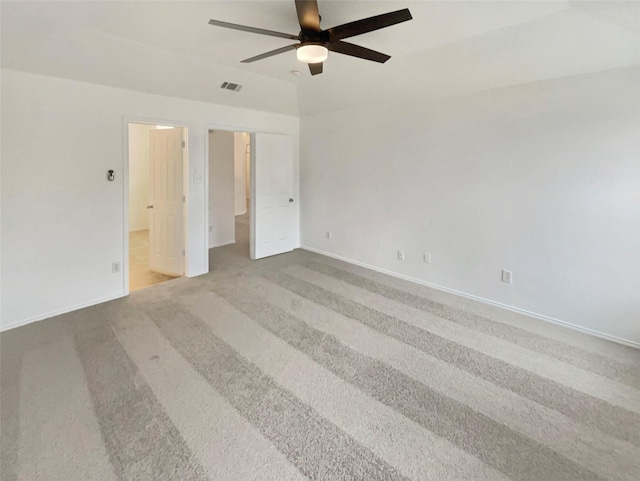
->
<box><xmin>208</xmin><ymin>0</ymin><xmax>413</xmax><ymax>76</ymax></box>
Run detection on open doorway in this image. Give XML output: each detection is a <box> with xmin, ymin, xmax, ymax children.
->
<box><xmin>208</xmin><ymin>130</ymin><xmax>296</xmax><ymax>268</ymax></box>
<box><xmin>208</xmin><ymin>130</ymin><xmax>251</xmax><ymax>259</ymax></box>
<box><xmin>128</xmin><ymin>122</ymin><xmax>186</xmax><ymax>291</ymax></box>
<box><xmin>235</xmin><ymin>133</ymin><xmax>252</xmax><ymax>254</ymax></box>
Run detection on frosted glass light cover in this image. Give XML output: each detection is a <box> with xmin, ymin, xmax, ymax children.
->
<box><xmin>296</xmin><ymin>45</ymin><xmax>328</xmax><ymax>63</ymax></box>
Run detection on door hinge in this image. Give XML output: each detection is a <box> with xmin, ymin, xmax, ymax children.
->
<box><xmin>183</xmin><ymin>195</ymin><xmax>186</xmax><ymax>203</ymax></box>
<box><xmin>182</xmin><ymin>249</ymin><xmax>185</xmax><ymax>257</ymax></box>
<box><xmin>182</xmin><ymin>140</ymin><xmax>186</xmax><ymax>148</ymax></box>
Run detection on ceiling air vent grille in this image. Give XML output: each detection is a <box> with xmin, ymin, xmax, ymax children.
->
<box><xmin>220</xmin><ymin>81</ymin><xmax>243</xmax><ymax>92</ymax></box>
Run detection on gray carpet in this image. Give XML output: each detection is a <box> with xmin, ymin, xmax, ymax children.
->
<box><xmin>2</xmin><ymin>218</ymin><xmax>639</xmax><ymax>481</ymax></box>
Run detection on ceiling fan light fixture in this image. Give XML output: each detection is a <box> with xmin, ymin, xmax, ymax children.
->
<box><xmin>296</xmin><ymin>44</ymin><xmax>328</xmax><ymax>64</ymax></box>
<box><xmin>209</xmin><ymin>3</ymin><xmax>413</xmax><ymax>75</ymax></box>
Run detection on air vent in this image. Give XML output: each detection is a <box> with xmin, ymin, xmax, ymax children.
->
<box><xmin>220</xmin><ymin>81</ymin><xmax>243</xmax><ymax>92</ymax></box>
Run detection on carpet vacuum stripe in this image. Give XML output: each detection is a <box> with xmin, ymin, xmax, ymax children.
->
<box><xmin>303</xmin><ymin>260</ymin><xmax>640</xmax><ymax>388</ymax></box>
<box><xmin>182</xmin><ymin>290</ymin><xmax>510</xmax><ymax>481</ymax></box>
<box><xmin>74</xmin><ymin>326</ymin><xmax>208</xmax><ymax>480</ymax></box>
<box><xmin>263</xmin><ymin>268</ymin><xmax>640</xmax><ymax>446</ymax></box>
<box><xmin>143</xmin><ymin>299</ymin><xmax>409</xmax><ymax>481</ymax></box>
<box><xmin>209</xmin><ymin>276</ymin><xmax>607</xmax><ymax>481</ymax></box>
<box><xmin>229</xmin><ymin>272</ymin><xmax>640</xmax><ymax>481</ymax></box>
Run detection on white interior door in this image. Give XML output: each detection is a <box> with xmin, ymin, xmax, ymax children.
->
<box><xmin>251</xmin><ymin>133</ymin><xmax>295</xmax><ymax>260</ymax></box>
<box><xmin>149</xmin><ymin>128</ymin><xmax>184</xmax><ymax>276</ymax></box>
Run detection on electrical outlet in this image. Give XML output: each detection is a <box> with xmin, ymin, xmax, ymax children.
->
<box><xmin>397</xmin><ymin>250</ymin><xmax>405</xmax><ymax>261</ymax></box>
<box><xmin>326</xmin><ymin>231</ymin><xmax>332</xmax><ymax>239</ymax></box>
<box><xmin>423</xmin><ymin>253</ymin><xmax>431</xmax><ymax>263</ymax></box>
<box><xmin>501</xmin><ymin>269</ymin><xmax>512</xmax><ymax>284</ymax></box>
<box><xmin>112</xmin><ymin>262</ymin><xmax>121</xmax><ymax>274</ymax></box>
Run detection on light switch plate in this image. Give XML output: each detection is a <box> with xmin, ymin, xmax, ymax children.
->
<box><xmin>502</xmin><ymin>269</ymin><xmax>512</xmax><ymax>284</ymax></box>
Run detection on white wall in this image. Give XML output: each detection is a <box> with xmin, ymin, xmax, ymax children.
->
<box><xmin>234</xmin><ymin>132</ymin><xmax>247</xmax><ymax>216</ymax></box>
<box><xmin>128</xmin><ymin>123</ymin><xmax>155</xmax><ymax>232</ymax></box>
<box><xmin>300</xmin><ymin>66</ymin><xmax>640</xmax><ymax>346</ymax></box>
<box><xmin>209</xmin><ymin>131</ymin><xmax>236</xmax><ymax>248</ymax></box>
<box><xmin>1</xmin><ymin>68</ymin><xmax>300</xmax><ymax>330</ymax></box>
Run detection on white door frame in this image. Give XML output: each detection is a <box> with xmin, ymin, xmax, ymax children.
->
<box><xmin>204</xmin><ymin>123</ymin><xmax>257</xmax><ymax>267</ymax></box>
<box><xmin>122</xmin><ymin>116</ymin><xmax>190</xmax><ymax>295</ymax></box>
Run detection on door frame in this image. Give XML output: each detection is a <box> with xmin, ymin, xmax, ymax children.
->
<box><xmin>204</xmin><ymin>124</ymin><xmax>257</xmax><ymax>265</ymax></box>
<box><xmin>123</xmin><ymin>116</ymin><xmax>190</xmax><ymax>295</ymax></box>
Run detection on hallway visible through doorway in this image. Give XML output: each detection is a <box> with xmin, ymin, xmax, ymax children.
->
<box><xmin>235</xmin><ymin>201</ymin><xmax>250</xmax><ymax>254</ymax></box>
<box><xmin>208</xmin><ymin>203</ymin><xmax>250</xmax><ymax>270</ymax></box>
<box><xmin>208</xmin><ymin>130</ymin><xmax>250</xmax><ymax>256</ymax></box>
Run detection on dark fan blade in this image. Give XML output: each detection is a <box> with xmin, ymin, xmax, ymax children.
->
<box><xmin>329</xmin><ymin>41</ymin><xmax>390</xmax><ymax>63</ymax></box>
<box><xmin>308</xmin><ymin>62</ymin><xmax>323</xmax><ymax>75</ymax></box>
<box><xmin>209</xmin><ymin>19</ymin><xmax>299</xmax><ymax>40</ymax></box>
<box><xmin>295</xmin><ymin>0</ymin><xmax>321</xmax><ymax>31</ymax></box>
<box><xmin>241</xmin><ymin>44</ymin><xmax>298</xmax><ymax>63</ymax></box>
<box><xmin>326</xmin><ymin>8</ymin><xmax>412</xmax><ymax>41</ymax></box>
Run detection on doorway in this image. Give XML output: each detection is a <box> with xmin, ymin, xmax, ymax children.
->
<box><xmin>128</xmin><ymin>122</ymin><xmax>186</xmax><ymax>291</ymax></box>
<box><xmin>208</xmin><ymin>130</ymin><xmax>251</xmax><ymax>259</ymax></box>
<box><xmin>235</xmin><ymin>132</ymin><xmax>252</xmax><ymax>255</ymax></box>
<box><xmin>207</xmin><ymin>130</ymin><xmax>296</xmax><ymax>266</ymax></box>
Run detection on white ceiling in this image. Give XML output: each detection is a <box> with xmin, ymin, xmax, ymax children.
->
<box><xmin>2</xmin><ymin>1</ymin><xmax>639</xmax><ymax>116</ymax></box>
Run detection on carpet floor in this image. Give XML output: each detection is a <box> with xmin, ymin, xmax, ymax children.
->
<box><xmin>1</xmin><ymin>224</ymin><xmax>639</xmax><ymax>480</ymax></box>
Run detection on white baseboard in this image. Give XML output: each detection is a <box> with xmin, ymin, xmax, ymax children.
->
<box><xmin>0</xmin><ymin>293</ymin><xmax>126</xmax><ymax>333</ymax></box>
<box><xmin>210</xmin><ymin>239</ymin><xmax>236</xmax><ymax>248</ymax></box>
<box><xmin>300</xmin><ymin>246</ymin><xmax>640</xmax><ymax>350</ymax></box>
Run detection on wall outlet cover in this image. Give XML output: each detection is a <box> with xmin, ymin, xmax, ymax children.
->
<box><xmin>502</xmin><ymin>269</ymin><xmax>513</xmax><ymax>284</ymax></box>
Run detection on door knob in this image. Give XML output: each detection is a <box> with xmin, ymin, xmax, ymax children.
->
<box><xmin>289</xmin><ymin>198</ymin><xmax>294</xmax><ymax>203</ymax></box>
<box><xmin>147</xmin><ymin>205</ymin><xmax>154</xmax><ymax>209</ymax></box>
